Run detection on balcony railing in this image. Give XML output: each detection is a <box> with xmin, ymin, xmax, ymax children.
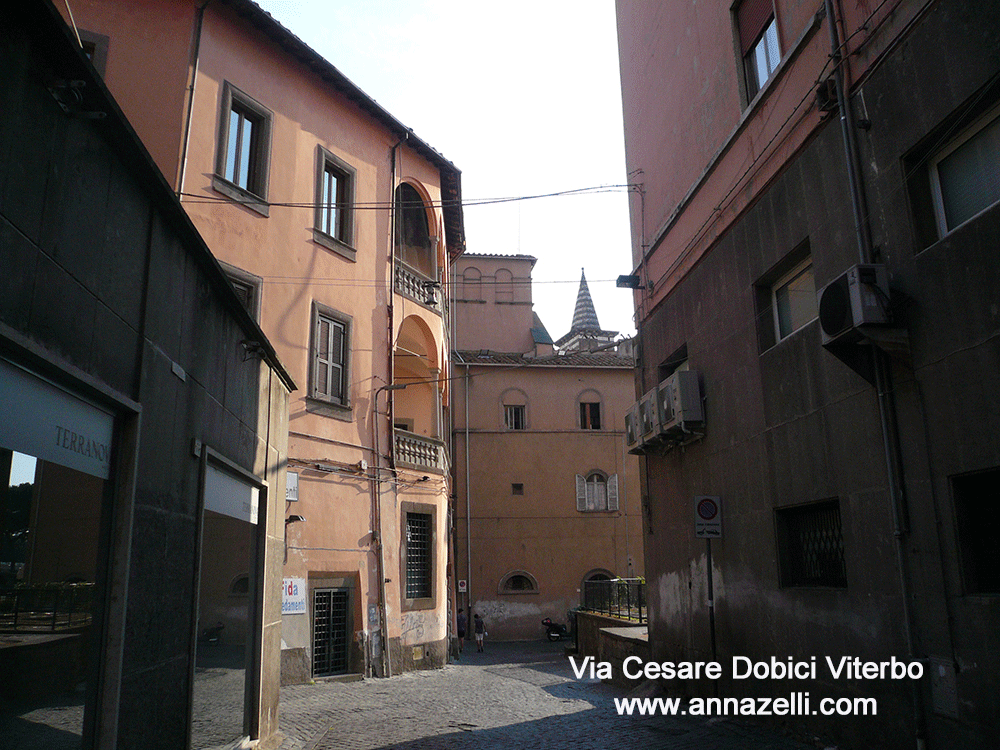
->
<box><xmin>394</xmin><ymin>430</ymin><xmax>445</xmax><ymax>473</ymax></box>
<box><xmin>581</xmin><ymin>578</ymin><xmax>646</xmax><ymax>623</ymax></box>
<box><xmin>394</xmin><ymin>262</ymin><xmax>441</xmax><ymax>312</ymax></box>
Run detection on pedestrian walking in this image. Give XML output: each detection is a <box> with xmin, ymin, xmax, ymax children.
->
<box><xmin>473</xmin><ymin>612</ymin><xmax>486</xmax><ymax>652</ymax></box>
<box><xmin>456</xmin><ymin>608</ymin><xmax>467</xmax><ymax>656</ymax></box>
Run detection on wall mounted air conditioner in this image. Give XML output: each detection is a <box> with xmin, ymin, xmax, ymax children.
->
<box><xmin>637</xmin><ymin>389</ymin><xmax>660</xmax><ymax>442</ymax></box>
<box><xmin>657</xmin><ymin>370</ymin><xmax>704</xmax><ymax>434</ymax></box>
<box><xmin>624</xmin><ymin>404</ymin><xmax>642</xmax><ymax>454</ymax></box>
<box><xmin>817</xmin><ymin>264</ymin><xmax>889</xmax><ymax>346</ymax></box>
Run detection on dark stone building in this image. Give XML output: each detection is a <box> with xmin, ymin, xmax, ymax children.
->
<box><xmin>618</xmin><ymin>1</ymin><xmax>1000</xmax><ymax>747</ymax></box>
<box><xmin>0</xmin><ymin>3</ymin><xmax>293</xmax><ymax>748</ymax></box>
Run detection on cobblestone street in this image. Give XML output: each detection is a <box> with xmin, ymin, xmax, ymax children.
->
<box><xmin>278</xmin><ymin>641</ymin><xmax>820</xmax><ymax>750</ymax></box>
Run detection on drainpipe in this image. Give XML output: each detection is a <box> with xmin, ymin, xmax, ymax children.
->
<box><xmin>824</xmin><ymin>2</ymin><xmax>927</xmax><ymax>747</ymax></box>
<box><xmin>177</xmin><ymin>0</ymin><xmax>211</xmax><ymax>196</ymax></box>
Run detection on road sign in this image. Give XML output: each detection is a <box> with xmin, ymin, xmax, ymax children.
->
<box><xmin>458</xmin><ymin>579</ymin><xmax>467</xmax><ymax>593</ymax></box>
<box><xmin>695</xmin><ymin>496</ymin><xmax>722</xmax><ymax>538</ymax></box>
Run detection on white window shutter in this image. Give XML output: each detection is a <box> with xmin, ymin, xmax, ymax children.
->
<box><xmin>575</xmin><ymin>474</ymin><xmax>587</xmax><ymax>511</ymax></box>
<box><xmin>608</xmin><ymin>474</ymin><xmax>619</xmax><ymax>511</ymax></box>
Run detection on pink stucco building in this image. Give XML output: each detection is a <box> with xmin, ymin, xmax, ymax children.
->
<box><xmin>452</xmin><ymin>254</ymin><xmax>643</xmax><ymax>640</ymax></box>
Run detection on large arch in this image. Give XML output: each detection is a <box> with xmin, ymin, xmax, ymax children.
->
<box><xmin>394</xmin><ymin>181</ymin><xmax>436</xmax><ymax>279</ymax></box>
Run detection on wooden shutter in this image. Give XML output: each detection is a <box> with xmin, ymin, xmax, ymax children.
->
<box><xmin>575</xmin><ymin>474</ymin><xmax>587</xmax><ymax>511</ymax></box>
<box><xmin>607</xmin><ymin>474</ymin><xmax>619</xmax><ymax>511</ymax></box>
<box><xmin>738</xmin><ymin>0</ymin><xmax>773</xmax><ymax>54</ymax></box>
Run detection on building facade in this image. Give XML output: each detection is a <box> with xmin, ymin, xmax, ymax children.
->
<box><xmin>617</xmin><ymin>0</ymin><xmax>1000</xmax><ymax>747</ymax></box>
<box><xmin>452</xmin><ymin>254</ymin><xmax>642</xmax><ymax>641</ymax></box>
<box><xmin>56</xmin><ymin>0</ymin><xmax>465</xmax><ymax>683</ymax></box>
<box><xmin>1</xmin><ymin>3</ymin><xmax>292</xmax><ymax>748</ymax></box>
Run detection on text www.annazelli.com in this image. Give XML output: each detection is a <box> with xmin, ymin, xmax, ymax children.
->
<box><xmin>614</xmin><ymin>694</ymin><xmax>877</xmax><ymax>717</ymax></box>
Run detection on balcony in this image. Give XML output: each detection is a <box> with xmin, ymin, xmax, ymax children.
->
<box><xmin>394</xmin><ymin>262</ymin><xmax>441</xmax><ymax>313</ymax></box>
<box><xmin>394</xmin><ymin>430</ymin><xmax>445</xmax><ymax>474</ymax></box>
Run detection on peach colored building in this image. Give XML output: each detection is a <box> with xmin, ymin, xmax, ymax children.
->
<box><xmin>58</xmin><ymin>0</ymin><xmax>464</xmax><ymax>725</ymax></box>
<box><xmin>452</xmin><ymin>254</ymin><xmax>642</xmax><ymax>641</ymax></box>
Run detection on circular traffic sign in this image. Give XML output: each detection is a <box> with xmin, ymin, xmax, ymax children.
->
<box><xmin>697</xmin><ymin>497</ymin><xmax>718</xmax><ymax>521</ymax></box>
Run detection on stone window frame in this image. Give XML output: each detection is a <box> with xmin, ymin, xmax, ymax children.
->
<box><xmin>313</xmin><ymin>146</ymin><xmax>357</xmax><ymax>261</ymax></box>
<box><xmin>400</xmin><ymin>501</ymin><xmax>438</xmax><ymax>612</ymax></box>
<box><xmin>497</xmin><ymin>570</ymin><xmax>539</xmax><ymax>595</ymax></box>
<box><xmin>213</xmin><ymin>81</ymin><xmax>272</xmax><ymax>216</ymax></box>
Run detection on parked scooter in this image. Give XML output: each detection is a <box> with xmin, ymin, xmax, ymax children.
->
<box><xmin>542</xmin><ymin>617</ymin><xmax>568</xmax><ymax>641</ymax></box>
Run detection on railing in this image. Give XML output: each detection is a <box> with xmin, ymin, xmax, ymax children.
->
<box><xmin>394</xmin><ymin>430</ymin><xmax>444</xmax><ymax>473</ymax></box>
<box><xmin>581</xmin><ymin>578</ymin><xmax>646</xmax><ymax>623</ymax></box>
<box><xmin>0</xmin><ymin>582</ymin><xmax>95</xmax><ymax>632</ymax></box>
<box><xmin>394</xmin><ymin>262</ymin><xmax>441</xmax><ymax>312</ymax></box>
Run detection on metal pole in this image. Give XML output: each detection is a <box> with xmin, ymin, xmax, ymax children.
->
<box><xmin>706</xmin><ymin>538</ymin><xmax>718</xmax><ymax>698</ymax></box>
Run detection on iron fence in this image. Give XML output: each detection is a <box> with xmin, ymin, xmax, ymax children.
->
<box><xmin>581</xmin><ymin>578</ymin><xmax>646</xmax><ymax>623</ymax></box>
<box><xmin>0</xmin><ymin>582</ymin><xmax>94</xmax><ymax>632</ymax></box>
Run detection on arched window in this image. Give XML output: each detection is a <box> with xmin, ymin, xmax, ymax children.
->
<box><xmin>462</xmin><ymin>266</ymin><xmax>482</xmax><ymax>301</ymax></box>
<box><xmin>575</xmin><ymin>472</ymin><xmax>619</xmax><ymax>512</ymax></box>
<box><xmin>495</xmin><ymin>268</ymin><xmax>513</xmax><ymax>303</ymax></box>
<box><xmin>394</xmin><ymin>183</ymin><xmax>434</xmax><ymax>278</ymax></box>
<box><xmin>499</xmin><ymin>570</ymin><xmax>539</xmax><ymax>594</ymax></box>
<box><xmin>501</xmin><ymin>388</ymin><xmax>528</xmax><ymax>430</ymax></box>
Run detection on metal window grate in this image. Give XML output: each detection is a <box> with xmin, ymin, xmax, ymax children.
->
<box><xmin>778</xmin><ymin>500</ymin><xmax>847</xmax><ymax>587</ymax></box>
<box><xmin>504</xmin><ymin>405</ymin><xmax>526</xmax><ymax>430</ymax></box>
<box><xmin>406</xmin><ymin>513</ymin><xmax>432</xmax><ymax>599</ymax></box>
<box><xmin>312</xmin><ymin>589</ymin><xmax>349</xmax><ymax>676</ymax></box>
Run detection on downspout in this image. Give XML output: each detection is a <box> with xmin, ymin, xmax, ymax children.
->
<box><xmin>462</xmin><ymin>356</ymin><xmax>472</xmax><ymax>612</ymax></box>
<box><xmin>177</xmin><ymin>0</ymin><xmax>211</xmax><ymax>196</ymax></box>
<box><xmin>824</xmin><ymin>2</ymin><xmax>927</xmax><ymax>747</ymax></box>
<box><xmin>373</xmin><ymin>133</ymin><xmax>408</xmax><ymax>678</ymax></box>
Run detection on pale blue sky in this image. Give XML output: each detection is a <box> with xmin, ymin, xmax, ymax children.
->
<box><xmin>8</xmin><ymin>452</ymin><xmax>36</xmax><ymax>486</ymax></box>
<box><xmin>254</xmin><ymin>0</ymin><xmax>636</xmax><ymax>338</ymax></box>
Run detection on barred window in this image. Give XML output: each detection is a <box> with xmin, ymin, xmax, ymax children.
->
<box><xmin>776</xmin><ymin>500</ymin><xmax>847</xmax><ymax>588</ymax></box>
<box><xmin>405</xmin><ymin>512</ymin><xmax>432</xmax><ymax>600</ymax></box>
<box><xmin>504</xmin><ymin>404</ymin><xmax>526</xmax><ymax>430</ymax></box>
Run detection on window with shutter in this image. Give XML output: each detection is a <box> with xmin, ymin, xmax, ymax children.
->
<box><xmin>576</xmin><ymin>474</ymin><xmax>587</xmax><ymax>511</ymax></box>
<box><xmin>577</xmin><ymin>472</ymin><xmax>613</xmax><ymax>512</ymax></box>
<box><xmin>311</xmin><ymin>305</ymin><xmax>351</xmax><ymax>408</ymax></box>
<box><xmin>607</xmin><ymin>474</ymin><xmax>619</xmax><ymax>511</ymax></box>
<box><xmin>736</xmin><ymin>0</ymin><xmax>780</xmax><ymax>101</ymax></box>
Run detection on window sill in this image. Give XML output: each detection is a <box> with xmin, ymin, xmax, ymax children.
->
<box><xmin>313</xmin><ymin>229</ymin><xmax>357</xmax><ymax>262</ymax></box>
<box><xmin>305</xmin><ymin>395</ymin><xmax>353</xmax><ymax>421</ymax></box>
<box><xmin>212</xmin><ymin>175</ymin><xmax>270</xmax><ymax>217</ymax></box>
<box><xmin>402</xmin><ymin>597</ymin><xmax>436</xmax><ymax>612</ymax></box>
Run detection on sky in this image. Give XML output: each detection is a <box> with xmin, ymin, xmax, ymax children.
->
<box><xmin>253</xmin><ymin>0</ymin><xmax>637</xmax><ymax>339</ymax></box>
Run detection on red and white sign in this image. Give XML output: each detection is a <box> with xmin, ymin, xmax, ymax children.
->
<box><xmin>695</xmin><ymin>496</ymin><xmax>722</xmax><ymax>538</ymax></box>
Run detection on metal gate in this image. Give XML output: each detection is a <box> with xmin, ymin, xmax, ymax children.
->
<box><xmin>312</xmin><ymin>589</ymin><xmax>349</xmax><ymax>676</ymax></box>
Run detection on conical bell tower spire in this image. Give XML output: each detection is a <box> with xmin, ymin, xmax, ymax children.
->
<box><xmin>571</xmin><ymin>269</ymin><xmax>601</xmax><ymax>332</ymax></box>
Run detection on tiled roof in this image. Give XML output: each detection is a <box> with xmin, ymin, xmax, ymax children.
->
<box><xmin>455</xmin><ymin>350</ymin><xmax>634</xmax><ymax>368</ymax></box>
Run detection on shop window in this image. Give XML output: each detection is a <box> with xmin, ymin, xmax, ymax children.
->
<box><xmin>314</xmin><ymin>147</ymin><xmax>356</xmax><ymax>259</ymax></box>
<box><xmin>214</xmin><ymin>83</ymin><xmax>272</xmax><ymax>214</ymax></box>
<box><xmin>311</xmin><ymin>304</ymin><xmax>351</xmax><ymax>409</ymax></box>
<box><xmin>576</xmin><ymin>472</ymin><xmax>619</xmax><ymax>512</ymax></box>
<box><xmin>776</xmin><ymin>499</ymin><xmax>847</xmax><ymax>588</ymax></box>
<box><xmin>929</xmin><ymin>103</ymin><xmax>1000</xmax><ymax>237</ymax></box>
<box><xmin>737</xmin><ymin>0</ymin><xmax>780</xmax><ymax>101</ymax></box>
<box><xmin>952</xmin><ymin>469</ymin><xmax>1000</xmax><ymax>594</ymax></box>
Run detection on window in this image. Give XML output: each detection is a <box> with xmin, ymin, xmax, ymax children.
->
<box><xmin>776</xmin><ymin>500</ymin><xmax>847</xmax><ymax>588</ymax></box>
<box><xmin>580</xmin><ymin>402</ymin><xmax>601</xmax><ymax>430</ymax></box>
<box><xmin>405</xmin><ymin>511</ymin><xmax>432</xmax><ymax>600</ymax></box>
<box><xmin>395</xmin><ymin>183</ymin><xmax>435</xmax><ymax>278</ymax></box>
<box><xmin>311</xmin><ymin>305</ymin><xmax>351</xmax><ymax>407</ymax></box>
<box><xmin>499</xmin><ymin>570</ymin><xmax>538</xmax><ymax>594</ymax></box>
<box><xmin>314</xmin><ymin>148</ymin><xmax>356</xmax><ymax>259</ymax></box>
<box><xmin>78</xmin><ymin>30</ymin><xmax>109</xmax><ymax>77</ymax></box>
<box><xmin>737</xmin><ymin>0</ymin><xmax>780</xmax><ymax>100</ymax></box>
<box><xmin>756</xmin><ymin>246</ymin><xmax>817</xmax><ymax>351</ymax></box>
<box><xmin>504</xmin><ymin>404</ymin><xmax>526</xmax><ymax>430</ymax></box>
<box><xmin>461</xmin><ymin>267</ymin><xmax>482</xmax><ymax>301</ymax></box>
<box><xmin>952</xmin><ymin>469</ymin><xmax>1000</xmax><ymax>594</ymax></box>
<box><xmin>772</xmin><ymin>259</ymin><xmax>817</xmax><ymax>341</ymax></box>
<box><xmin>221</xmin><ymin>262</ymin><xmax>262</xmax><ymax>322</ymax></box>
<box><xmin>215</xmin><ymin>83</ymin><xmax>271</xmax><ymax>213</ymax></box>
<box><xmin>930</xmin><ymin>104</ymin><xmax>1000</xmax><ymax>237</ymax></box>
<box><xmin>495</xmin><ymin>268</ymin><xmax>514</xmax><ymax>303</ymax></box>
<box><xmin>512</xmin><ymin>483</ymin><xmax>524</xmax><ymax>495</ymax></box>
<box><xmin>576</xmin><ymin>472</ymin><xmax>620</xmax><ymax>512</ymax></box>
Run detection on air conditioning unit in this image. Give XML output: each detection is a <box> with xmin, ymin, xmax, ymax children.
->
<box><xmin>624</xmin><ymin>404</ymin><xmax>642</xmax><ymax>454</ymax></box>
<box><xmin>817</xmin><ymin>264</ymin><xmax>889</xmax><ymax>346</ymax></box>
<box><xmin>657</xmin><ymin>370</ymin><xmax>704</xmax><ymax>433</ymax></box>
<box><xmin>637</xmin><ymin>389</ymin><xmax>660</xmax><ymax>441</ymax></box>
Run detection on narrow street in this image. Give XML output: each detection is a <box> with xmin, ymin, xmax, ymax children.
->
<box><xmin>277</xmin><ymin>642</ymin><xmax>818</xmax><ymax>750</ymax></box>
